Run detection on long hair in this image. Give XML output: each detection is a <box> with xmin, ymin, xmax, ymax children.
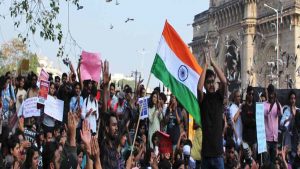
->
<box><xmin>288</xmin><ymin>90</ymin><xmax>297</xmax><ymax>106</ymax></box>
<box><xmin>24</xmin><ymin>146</ymin><xmax>39</xmax><ymax>169</ymax></box>
<box><xmin>148</xmin><ymin>91</ymin><xmax>159</xmax><ymax>109</ymax></box>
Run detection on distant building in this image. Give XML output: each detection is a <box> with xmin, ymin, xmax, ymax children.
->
<box><xmin>190</xmin><ymin>0</ymin><xmax>300</xmax><ymax>90</ymax></box>
<box><xmin>37</xmin><ymin>55</ymin><xmax>62</xmax><ymax>77</ymax></box>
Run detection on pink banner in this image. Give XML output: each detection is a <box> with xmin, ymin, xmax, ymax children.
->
<box><xmin>80</xmin><ymin>51</ymin><xmax>102</xmax><ymax>82</ymax></box>
<box><xmin>39</xmin><ymin>69</ymin><xmax>49</xmax><ymax>82</ymax></box>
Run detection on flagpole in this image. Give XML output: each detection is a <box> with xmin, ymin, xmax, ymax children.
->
<box><xmin>130</xmin><ymin>73</ymin><xmax>152</xmax><ymax>157</ymax></box>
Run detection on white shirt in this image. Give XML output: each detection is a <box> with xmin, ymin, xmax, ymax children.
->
<box><xmin>16</xmin><ymin>89</ymin><xmax>27</xmax><ymax>113</ymax></box>
<box><xmin>229</xmin><ymin>103</ymin><xmax>243</xmax><ymax>145</ymax></box>
<box><xmin>82</xmin><ymin>96</ymin><xmax>99</xmax><ymax>133</ymax></box>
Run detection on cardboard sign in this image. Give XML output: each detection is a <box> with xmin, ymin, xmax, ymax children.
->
<box><xmin>157</xmin><ymin>131</ymin><xmax>172</xmax><ymax>154</ymax></box>
<box><xmin>256</xmin><ymin>102</ymin><xmax>267</xmax><ymax>154</ymax></box>
<box><xmin>44</xmin><ymin>95</ymin><xmax>64</xmax><ymax>121</ymax></box>
<box><xmin>21</xmin><ymin>97</ymin><xmax>40</xmax><ymax>118</ymax></box>
<box><xmin>24</xmin><ymin>128</ymin><xmax>36</xmax><ymax>144</ymax></box>
<box><xmin>20</xmin><ymin>59</ymin><xmax>29</xmax><ymax>71</ymax></box>
<box><xmin>38</xmin><ymin>80</ymin><xmax>50</xmax><ymax>105</ymax></box>
<box><xmin>80</xmin><ymin>50</ymin><xmax>102</xmax><ymax>82</ymax></box>
<box><xmin>138</xmin><ymin>97</ymin><xmax>149</xmax><ymax>120</ymax></box>
<box><xmin>39</xmin><ymin>69</ymin><xmax>49</xmax><ymax>82</ymax></box>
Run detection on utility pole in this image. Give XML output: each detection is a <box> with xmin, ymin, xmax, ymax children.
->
<box><xmin>264</xmin><ymin>3</ymin><xmax>279</xmax><ymax>88</ymax></box>
<box><xmin>131</xmin><ymin>70</ymin><xmax>141</xmax><ymax>93</ymax></box>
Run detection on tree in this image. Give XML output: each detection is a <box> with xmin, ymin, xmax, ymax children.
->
<box><xmin>1</xmin><ymin>0</ymin><xmax>82</xmax><ymax>57</ymax></box>
<box><xmin>0</xmin><ymin>38</ymin><xmax>38</xmax><ymax>75</ymax></box>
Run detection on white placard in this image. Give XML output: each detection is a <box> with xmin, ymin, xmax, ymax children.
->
<box><xmin>256</xmin><ymin>102</ymin><xmax>267</xmax><ymax>154</ymax></box>
<box><xmin>138</xmin><ymin>97</ymin><xmax>149</xmax><ymax>120</ymax></box>
<box><xmin>22</xmin><ymin>97</ymin><xmax>40</xmax><ymax>118</ymax></box>
<box><xmin>44</xmin><ymin>95</ymin><xmax>64</xmax><ymax>121</ymax></box>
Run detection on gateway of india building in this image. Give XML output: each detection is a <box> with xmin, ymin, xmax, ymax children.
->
<box><xmin>190</xmin><ymin>0</ymin><xmax>300</xmax><ymax>92</ymax></box>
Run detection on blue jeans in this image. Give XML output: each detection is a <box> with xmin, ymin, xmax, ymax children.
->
<box><xmin>201</xmin><ymin>157</ymin><xmax>224</xmax><ymax>169</ymax></box>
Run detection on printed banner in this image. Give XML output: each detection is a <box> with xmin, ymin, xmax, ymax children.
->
<box><xmin>38</xmin><ymin>80</ymin><xmax>50</xmax><ymax>105</ymax></box>
<box><xmin>39</xmin><ymin>69</ymin><xmax>49</xmax><ymax>82</ymax></box>
<box><xmin>22</xmin><ymin>97</ymin><xmax>40</xmax><ymax>118</ymax></box>
<box><xmin>44</xmin><ymin>95</ymin><xmax>64</xmax><ymax>121</ymax></box>
<box><xmin>138</xmin><ymin>97</ymin><xmax>149</xmax><ymax>120</ymax></box>
<box><xmin>80</xmin><ymin>50</ymin><xmax>102</xmax><ymax>82</ymax></box>
<box><xmin>256</xmin><ymin>102</ymin><xmax>267</xmax><ymax>154</ymax></box>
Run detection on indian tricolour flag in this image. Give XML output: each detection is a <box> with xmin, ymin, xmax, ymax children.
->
<box><xmin>151</xmin><ymin>21</ymin><xmax>203</xmax><ymax>124</ymax></box>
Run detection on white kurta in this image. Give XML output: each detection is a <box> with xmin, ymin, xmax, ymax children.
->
<box><xmin>82</xmin><ymin>96</ymin><xmax>99</xmax><ymax>133</ymax></box>
<box><xmin>148</xmin><ymin>107</ymin><xmax>163</xmax><ymax>148</ymax></box>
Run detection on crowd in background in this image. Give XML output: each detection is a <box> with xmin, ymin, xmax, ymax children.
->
<box><xmin>1</xmin><ymin>56</ymin><xmax>300</xmax><ymax>169</ymax></box>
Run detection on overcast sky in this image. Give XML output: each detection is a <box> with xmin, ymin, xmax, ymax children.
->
<box><xmin>0</xmin><ymin>0</ymin><xmax>209</xmax><ymax>88</ymax></box>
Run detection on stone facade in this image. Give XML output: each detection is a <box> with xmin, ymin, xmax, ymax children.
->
<box><xmin>190</xmin><ymin>0</ymin><xmax>300</xmax><ymax>91</ymax></box>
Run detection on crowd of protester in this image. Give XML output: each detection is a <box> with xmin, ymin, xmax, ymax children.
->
<box><xmin>0</xmin><ymin>55</ymin><xmax>300</xmax><ymax>169</ymax></box>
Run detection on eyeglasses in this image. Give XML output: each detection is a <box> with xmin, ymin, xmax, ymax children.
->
<box><xmin>205</xmin><ymin>79</ymin><xmax>214</xmax><ymax>85</ymax></box>
<box><xmin>247</xmin><ymin>92</ymin><xmax>254</xmax><ymax>96</ymax></box>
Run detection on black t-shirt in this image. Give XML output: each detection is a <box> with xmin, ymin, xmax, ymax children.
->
<box><xmin>199</xmin><ymin>89</ymin><xmax>224</xmax><ymax>157</ymax></box>
<box><xmin>241</xmin><ymin>103</ymin><xmax>257</xmax><ymax>146</ymax></box>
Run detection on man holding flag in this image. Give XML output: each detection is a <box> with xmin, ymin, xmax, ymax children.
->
<box><xmin>150</xmin><ymin>21</ymin><xmax>227</xmax><ymax>169</ymax></box>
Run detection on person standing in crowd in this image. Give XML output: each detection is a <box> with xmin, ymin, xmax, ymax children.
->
<box><xmin>27</xmin><ymin>73</ymin><xmax>39</xmax><ymax>98</ymax></box>
<box><xmin>165</xmin><ymin>95</ymin><xmax>182</xmax><ymax>149</ymax></box>
<box><xmin>100</xmin><ymin>114</ymin><xmax>120</xmax><ymax>168</ymax></box>
<box><xmin>280</xmin><ymin>90</ymin><xmax>299</xmax><ymax>156</ymax></box>
<box><xmin>57</xmin><ymin>72</ymin><xmax>73</xmax><ymax>123</ymax></box>
<box><xmin>81</xmin><ymin>80</ymin><xmax>92</xmax><ymax>100</ymax></box>
<box><xmin>69</xmin><ymin>82</ymin><xmax>83</xmax><ymax>113</ymax></box>
<box><xmin>15</xmin><ymin>76</ymin><xmax>27</xmax><ymax>113</ymax></box>
<box><xmin>1</xmin><ymin>76</ymin><xmax>15</xmax><ymax>123</ymax></box>
<box><xmin>114</xmin><ymin>91</ymin><xmax>125</xmax><ymax>116</ymax></box>
<box><xmin>24</xmin><ymin>146</ymin><xmax>40</xmax><ymax>169</ymax></box>
<box><xmin>81</xmin><ymin>85</ymin><xmax>98</xmax><ymax>134</ymax></box>
<box><xmin>108</xmin><ymin>82</ymin><xmax>118</xmax><ymax>111</ymax></box>
<box><xmin>148</xmin><ymin>91</ymin><xmax>162</xmax><ymax>148</ymax></box>
<box><xmin>240</xmin><ymin>86</ymin><xmax>257</xmax><ymax>160</ymax></box>
<box><xmin>54</xmin><ymin>76</ymin><xmax>60</xmax><ymax>91</ymax></box>
<box><xmin>230</xmin><ymin>89</ymin><xmax>242</xmax><ymax>146</ymax></box>
<box><xmin>69</xmin><ymin>82</ymin><xmax>84</xmax><ymax>143</ymax></box>
<box><xmin>264</xmin><ymin>84</ymin><xmax>282</xmax><ymax>164</ymax></box>
<box><xmin>42</xmin><ymin>82</ymin><xmax>57</xmax><ymax>134</ymax></box>
<box><xmin>197</xmin><ymin>53</ymin><xmax>227</xmax><ymax>169</ymax></box>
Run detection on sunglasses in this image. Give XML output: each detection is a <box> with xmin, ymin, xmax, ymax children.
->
<box><xmin>247</xmin><ymin>92</ymin><xmax>254</xmax><ymax>96</ymax></box>
<box><xmin>205</xmin><ymin>79</ymin><xmax>214</xmax><ymax>84</ymax></box>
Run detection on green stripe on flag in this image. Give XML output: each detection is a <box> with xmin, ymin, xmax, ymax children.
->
<box><xmin>151</xmin><ymin>54</ymin><xmax>201</xmax><ymax>125</ymax></box>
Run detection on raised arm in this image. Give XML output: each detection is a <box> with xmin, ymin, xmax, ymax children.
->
<box><xmin>197</xmin><ymin>60</ymin><xmax>208</xmax><ymax>103</ymax></box>
<box><xmin>211</xmin><ymin>58</ymin><xmax>227</xmax><ymax>85</ymax></box>
<box><xmin>102</xmin><ymin>60</ymin><xmax>111</xmax><ymax>113</ymax></box>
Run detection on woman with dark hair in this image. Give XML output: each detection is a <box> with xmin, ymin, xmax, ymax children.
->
<box><xmin>81</xmin><ymin>85</ymin><xmax>98</xmax><ymax>134</ymax></box>
<box><xmin>24</xmin><ymin>146</ymin><xmax>39</xmax><ymax>169</ymax></box>
<box><xmin>148</xmin><ymin>91</ymin><xmax>162</xmax><ymax>148</ymax></box>
<box><xmin>280</xmin><ymin>90</ymin><xmax>299</xmax><ymax>152</ymax></box>
<box><xmin>77</xmin><ymin>146</ymin><xmax>84</xmax><ymax>169</ymax></box>
<box><xmin>165</xmin><ymin>95</ymin><xmax>182</xmax><ymax>149</ymax></box>
<box><xmin>6</xmin><ymin>135</ymin><xmax>22</xmax><ymax>169</ymax></box>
